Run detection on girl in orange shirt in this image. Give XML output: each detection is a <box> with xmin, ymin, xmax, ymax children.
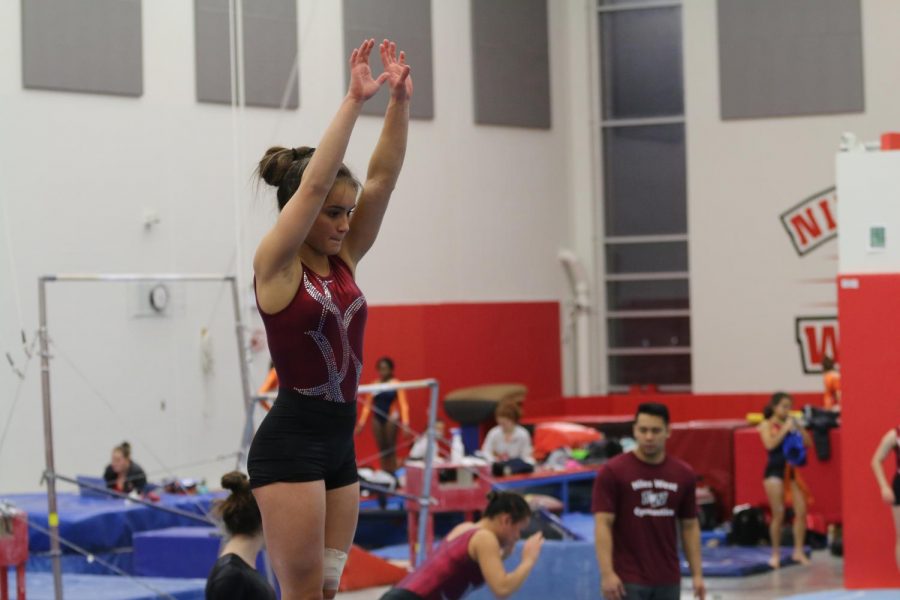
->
<box><xmin>822</xmin><ymin>356</ymin><xmax>841</xmax><ymax>412</ymax></box>
<box><xmin>355</xmin><ymin>357</ymin><xmax>409</xmax><ymax>474</ymax></box>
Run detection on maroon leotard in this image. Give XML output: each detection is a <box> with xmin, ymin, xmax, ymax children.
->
<box><xmin>256</xmin><ymin>255</ymin><xmax>366</xmax><ymax>403</ymax></box>
<box><xmin>394</xmin><ymin>528</ymin><xmax>485</xmax><ymax>600</ymax></box>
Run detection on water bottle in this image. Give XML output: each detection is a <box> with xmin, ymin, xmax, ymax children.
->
<box><xmin>450</xmin><ymin>428</ymin><xmax>465</xmax><ymax>463</ymax></box>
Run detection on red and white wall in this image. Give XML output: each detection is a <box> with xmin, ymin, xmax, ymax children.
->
<box><xmin>0</xmin><ymin>0</ymin><xmax>899</xmax><ymax>539</ymax></box>
<box><xmin>836</xmin><ymin>150</ymin><xmax>900</xmax><ymax>589</ymax></box>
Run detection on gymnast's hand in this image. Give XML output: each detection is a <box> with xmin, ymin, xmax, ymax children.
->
<box><xmin>379</xmin><ymin>39</ymin><xmax>413</xmax><ymax>102</ymax></box>
<box><xmin>347</xmin><ymin>38</ymin><xmax>388</xmax><ymax>102</ymax></box>
<box><xmin>521</xmin><ymin>531</ymin><xmax>544</xmax><ymax>564</ymax></box>
<box><xmin>882</xmin><ymin>484</ymin><xmax>896</xmax><ymax>505</ymax></box>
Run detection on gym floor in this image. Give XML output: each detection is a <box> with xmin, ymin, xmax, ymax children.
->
<box><xmin>340</xmin><ymin>550</ymin><xmax>846</xmax><ymax>599</ymax></box>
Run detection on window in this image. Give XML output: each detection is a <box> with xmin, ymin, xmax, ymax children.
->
<box><xmin>597</xmin><ymin>0</ymin><xmax>691</xmax><ymax>390</ymax></box>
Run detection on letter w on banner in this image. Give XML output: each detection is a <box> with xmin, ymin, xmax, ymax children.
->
<box><xmin>780</xmin><ymin>188</ymin><xmax>837</xmax><ymax>256</ymax></box>
<box><xmin>795</xmin><ymin>316</ymin><xmax>839</xmax><ymax>374</ymax></box>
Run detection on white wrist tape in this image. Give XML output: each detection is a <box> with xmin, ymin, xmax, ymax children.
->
<box><xmin>323</xmin><ymin>547</ymin><xmax>349</xmax><ymax>591</ymax></box>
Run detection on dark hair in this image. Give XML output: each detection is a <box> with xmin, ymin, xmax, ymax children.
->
<box><xmin>213</xmin><ymin>471</ymin><xmax>262</xmax><ymax>537</ymax></box>
<box><xmin>635</xmin><ymin>402</ymin><xmax>669</xmax><ymax>425</ymax></box>
<box><xmin>377</xmin><ymin>357</ymin><xmax>395</xmax><ymax>371</ymax></box>
<box><xmin>114</xmin><ymin>441</ymin><xmax>132</xmax><ymax>460</ymax></box>
<box><xmin>763</xmin><ymin>392</ymin><xmax>792</xmax><ymax>420</ymax></box>
<box><xmin>821</xmin><ymin>356</ymin><xmax>834</xmax><ymax>371</ymax></box>
<box><xmin>483</xmin><ymin>491</ymin><xmax>531</xmax><ymax>523</ymax></box>
<box><xmin>495</xmin><ymin>400</ymin><xmax>522</xmax><ymax>423</ymax></box>
<box><xmin>256</xmin><ymin>146</ymin><xmax>360</xmax><ymax>211</ymax></box>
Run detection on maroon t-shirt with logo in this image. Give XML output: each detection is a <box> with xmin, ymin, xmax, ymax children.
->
<box><xmin>591</xmin><ymin>451</ymin><xmax>698</xmax><ymax>586</ymax></box>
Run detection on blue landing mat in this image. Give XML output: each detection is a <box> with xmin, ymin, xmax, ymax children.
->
<box><xmin>467</xmin><ymin>540</ymin><xmax>599</xmax><ymax>600</ymax></box>
<box><xmin>0</xmin><ymin>492</ymin><xmax>221</xmax><ymax>553</ymax></box>
<box><xmin>26</xmin><ymin>550</ymin><xmax>134</xmax><ymax>575</ymax></box>
<box><xmin>372</xmin><ymin>518</ymin><xmax>802</xmax><ymax>578</ymax></box>
<box><xmin>5</xmin><ymin>572</ymin><xmax>206</xmax><ymax>600</ymax></box>
<box><xmin>679</xmin><ymin>546</ymin><xmax>809</xmax><ymax>577</ymax></box>
<box><xmin>558</xmin><ymin>512</ymin><xmax>729</xmax><ymax>546</ymax></box>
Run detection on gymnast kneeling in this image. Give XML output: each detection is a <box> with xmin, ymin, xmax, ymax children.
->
<box><xmin>381</xmin><ymin>491</ymin><xmax>544</xmax><ymax>600</ymax></box>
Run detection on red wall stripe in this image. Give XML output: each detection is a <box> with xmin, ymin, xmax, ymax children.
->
<box><xmin>356</xmin><ymin>301</ymin><xmax>562</xmax><ymax>466</ymax></box>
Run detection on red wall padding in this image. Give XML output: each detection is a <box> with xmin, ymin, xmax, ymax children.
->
<box><xmin>355</xmin><ymin>301</ymin><xmax>562</xmax><ymax>467</ymax></box>
<box><xmin>838</xmin><ymin>274</ymin><xmax>900</xmax><ymax>589</ymax></box>
<box><xmin>530</xmin><ymin>393</ymin><xmax>822</xmax><ymax>422</ymax></box>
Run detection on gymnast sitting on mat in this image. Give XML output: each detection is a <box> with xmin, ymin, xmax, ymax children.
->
<box><xmin>380</xmin><ymin>491</ymin><xmax>544</xmax><ymax>600</ymax></box>
<box><xmin>103</xmin><ymin>441</ymin><xmax>147</xmax><ymax>495</ymax></box>
<box><xmin>206</xmin><ymin>471</ymin><xmax>276</xmax><ymax>600</ymax></box>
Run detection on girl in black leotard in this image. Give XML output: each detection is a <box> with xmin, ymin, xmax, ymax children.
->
<box><xmin>758</xmin><ymin>392</ymin><xmax>812</xmax><ymax>569</ymax></box>
<box><xmin>871</xmin><ymin>426</ymin><xmax>900</xmax><ymax>571</ymax></box>
<box><xmin>205</xmin><ymin>472</ymin><xmax>275</xmax><ymax>600</ymax></box>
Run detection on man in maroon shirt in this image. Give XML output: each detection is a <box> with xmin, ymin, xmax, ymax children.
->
<box><xmin>592</xmin><ymin>403</ymin><xmax>705</xmax><ymax>600</ymax></box>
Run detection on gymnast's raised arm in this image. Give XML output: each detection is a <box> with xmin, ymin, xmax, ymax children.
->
<box><xmin>340</xmin><ymin>39</ymin><xmax>412</xmax><ymax>268</ymax></box>
<box><xmin>253</xmin><ymin>39</ymin><xmax>387</xmax><ymax>285</ymax></box>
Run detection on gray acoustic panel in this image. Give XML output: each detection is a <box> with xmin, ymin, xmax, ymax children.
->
<box><xmin>717</xmin><ymin>0</ymin><xmax>864</xmax><ymax>119</ymax></box>
<box><xmin>471</xmin><ymin>0</ymin><xmax>551</xmax><ymax>129</ymax></box>
<box><xmin>342</xmin><ymin>0</ymin><xmax>434</xmax><ymax>119</ymax></box>
<box><xmin>22</xmin><ymin>0</ymin><xmax>143</xmax><ymax>97</ymax></box>
<box><xmin>195</xmin><ymin>0</ymin><xmax>299</xmax><ymax>109</ymax></box>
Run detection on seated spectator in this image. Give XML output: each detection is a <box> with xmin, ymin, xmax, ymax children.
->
<box><xmin>103</xmin><ymin>441</ymin><xmax>147</xmax><ymax>494</ymax></box>
<box><xmin>481</xmin><ymin>401</ymin><xmax>534</xmax><ymax>475</ymax></box>
<box><xmin>408</xmin><ymin>419</ymin><xmax>451</xmax><ymax>462</ymax></box>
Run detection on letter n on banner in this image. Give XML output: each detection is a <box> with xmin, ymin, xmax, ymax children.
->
<box><xmin>795</xmin><ymin>316</ymin><xmax>839</xmax><ymax>374</ymax></box>
<box><xmin>780</xmin><ymin>188</ymin><xmax>837</xmax><ymax>256</ymax></box>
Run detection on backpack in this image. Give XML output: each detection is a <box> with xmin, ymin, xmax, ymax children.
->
<box><xmin>729</xmin><ymin>505</ymin><xmax>767</xmax><ymax>546</ymax></box>
<box><xmin>783</xmin><ymin>431</ymin><xmax>807</xmax><ymax>466</ymax></box>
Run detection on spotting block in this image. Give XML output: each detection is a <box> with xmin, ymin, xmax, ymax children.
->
<box><xmin>338</xmin><ymin>545</ymin><xmax>407</xmax><ymax>592</ymax></box>
<box><xmin>133</xmin><ymin>527</ymin><xmax>220</xmax><ymax>578</ymax></box>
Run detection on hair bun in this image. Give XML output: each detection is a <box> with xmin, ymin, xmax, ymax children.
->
<box><xmin>258</xmin><ymin>146</ymin><xmax>297</xmax><ymax>188</ymax></box>
<box><xmin>221</xmin><ymin>471</ymin><xmax>250</xmax><ymax>493</ymax></box>
<box><xmin>292</xmin><ymin>146</ymin><xmax>314</xmax><ymax>161</ymax></box>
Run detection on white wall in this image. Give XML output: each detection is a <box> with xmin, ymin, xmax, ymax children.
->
<box><xmin>682</xmin><ymin>0</ymin><xmax>900</xmax><ymax>392</ymax></box>
<box><xmin>837</xmin><ymin>151</ymin><xmax>900</xmax><ymax>274</ymax></box>
<box><xmin>0</xmin><ymin>0</ymin><xmax>586</xmax><ymax>492</ymax></box>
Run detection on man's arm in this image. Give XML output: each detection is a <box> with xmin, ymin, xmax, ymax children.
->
<box><xmin>594</xmin><ymin>513</ymin><xmax>624</xmax><ymax>600</ymax></box>
<box><xmin>680</xmin><ymin>518</ymin><xmax>706</xmax><ymax>599</ymax></box>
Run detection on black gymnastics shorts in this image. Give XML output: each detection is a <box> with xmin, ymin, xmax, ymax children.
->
<box><xmin>763</xmin><ymin>461</ymin><xmax>785</xmax><ymax>480</ymax></box>
<box><xmin>248</xmin><ymin>388</ymin><xmax>359</xmax><ymax>490</ymax></box>
<box><xmin>893</xmin><ymin>473</ymin><xmax>900</xmax><ymax>506</ymax></box>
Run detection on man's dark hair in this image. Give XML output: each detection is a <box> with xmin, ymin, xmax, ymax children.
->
<box><xmin>635</xmin><ymin>402</ymin><xmax>670</xmax><ymax>425</ymax></box>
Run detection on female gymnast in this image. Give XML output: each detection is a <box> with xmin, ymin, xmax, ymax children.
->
<box><xmin>871</xmin><ymin>425</ymin><xmax>900</xmax><ymax>570</ymax></box>
<box><xmin>380</xmin><ymin>491</ymin><xmax>544</xmax><ymax>600</ymax></box>
<box><xmin>248</xmin><ymin>38</ymin><xmax>411</xmax><ymax>599</ymax></box>
<box><xmin>759</xmin><ymin>392</ymin><xmax>812</xmax><ymax>568</ymax></box>
<box><xmin>205</xmin><ymin>471</ymin><xmax>276</xmax><ymax>600</ymax></box>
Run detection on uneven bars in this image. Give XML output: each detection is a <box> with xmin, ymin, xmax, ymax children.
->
<box><xmin>38</xmin><ymin>272</ymin><xmax>251</xmax><ymax>600</ymax></box>
<box><xmin>41</xmin><ymin>273</ymin><xmax>234</xmax><ymax>282</ymax></box>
